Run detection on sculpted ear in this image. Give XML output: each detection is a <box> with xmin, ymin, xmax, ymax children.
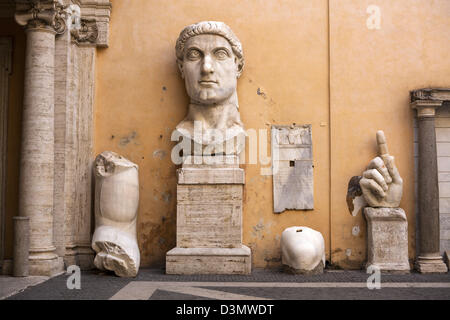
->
<box><xmin>235</xmin><ymin>57</ymin><xmax>243</xmax><ymax>78</ymax></box>
<box><xmin>177</xmin><ymin>60</ymin><xmax>184</xmax><ymax>79</ymax></box>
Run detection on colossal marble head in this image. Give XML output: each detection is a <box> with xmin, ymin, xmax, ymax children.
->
<box><xmin>175</xmin><ymin>21</ymin><xmax>245</xmax><ymax>155</ymax></box>
<box><xmin>175</xmin><ymin>21</ymin><xmax>244</xmax><ymax>105</ymax></box>
<box><xmin>174</xmin><ymin>21</ymin><xmax>246</xmax><ymax>157</ymax></box>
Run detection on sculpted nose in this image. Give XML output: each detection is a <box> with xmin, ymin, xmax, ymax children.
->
<box><xmin>201</xmin><ymin>55</ymin><xmax>214</xmax><ymax>74</ymax></box>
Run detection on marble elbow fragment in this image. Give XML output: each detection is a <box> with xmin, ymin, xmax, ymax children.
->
<box><xmin>281</xmin><ymin>226</ymin><xmax>325</xmax><ymax>274</ymax></box>
<box><xmin>92</xmin><ymin>151</ymin><xmax>140</xmax><ymax>277</ymax></box>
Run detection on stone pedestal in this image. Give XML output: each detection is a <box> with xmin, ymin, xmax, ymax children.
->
<box><xmin>166</xmin><ymin>156</ymin><xmax>251</xmax><ymax>275</ymax></box>
<box><xmin>364</xmin><ymin>207</ymin><xmax>410</xmax><ymax>273</ymax></box>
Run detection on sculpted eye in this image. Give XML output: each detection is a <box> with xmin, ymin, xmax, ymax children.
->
<box><xmin>186</xmin><ymin>49</ymin><xmax>201</xmax><ymax>60</ymax></box>
<box><xmin>214</xmin><ymin>49</ymin><xmax>229</xmax><ymax>59</ymax></box>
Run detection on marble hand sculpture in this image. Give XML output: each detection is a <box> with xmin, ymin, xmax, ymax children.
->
<box><xmin>175</xmin><ymin>21</ymin><xmax>245</xmax><ymax>155</ymax></box>
<box><xmin>281</xmin><ymin>226</ymin><xmax>325</xmax><ymax>274</ymax></box>
<box><xmin>92</xmin><ymin>151</ymin><xmax>140</xmax><ymax>277</ymax></box>
<box><xmin>360</xmin><ymin>131</ymin><xmax>403</xmax><ymax>207</ymax></box>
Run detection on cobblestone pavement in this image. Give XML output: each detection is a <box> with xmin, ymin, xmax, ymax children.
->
<box><xmin>4</xmin><ymin>268</ymin><xmax>450</xmax><ymax>300</ymax></box>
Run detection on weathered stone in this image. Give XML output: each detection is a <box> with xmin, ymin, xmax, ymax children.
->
<box><xmin>360</xmin><ymin>131</ymin><xmax>403</xmax><ymax>208</ymax></box>
<box><xmin>415</xmin><ymin>256</ymin><xmax>449</xmax><ymax>273</ymax></box>
<box><xmin>272</xmin><ymin>125</ymin><xmax>313</xmax><ymax>213</ymax></box>
<box><xmin>1</xmin><ymin>259</ymin><xmax>12</xmax><ymax>275</ymax></box>
<box><xmin>166</xmin><ymin>22</ymin><xmax>251</xmax><ymax>274</ymax></box>
<box><xmin>176</xmin><ymin>184</ymin><xmax>243</xmax><ymax>248</ymax></box>
<box><xmin>166</xmin><ymin>156</ymin><xmax>251</xmax><ymax>274</ymax></box>
<box><xmin>177</xmin><ymin>156</ymin><xmax>244</xmax><ymax>184</ymax></box>
<box><xmin>444</xmin><ymin>251</ymin><xmax>450</xmax><ymax>269</ymax></box>
<box><xmin>281</xmin><ymin>226</ymin><xmax>325</xmax><ymax>274</ymax></box>
<box><xmin>166</xmin><ymin>247</ymin><xmax>251</xmax><ymax>275</ymax></box>
<box><xmin>412</xmin><ymin>95</ymin><xmax>448</xmax><ymax>273</ymax></box>
<box><xmin>15</xmin><ymin>3</ymin><xmax>66</xmax><ymax>276</ymax></box>
<box><xmin>174</xmin><ymin>21</ymin><xmax>245</xmax><ymax>156</ymax></box>
<box><xmin>346</xmin><ymin>176</ymin><xmax>367</xmax><ymax>216</ymax></box>
<box><xmin>12</xmin><ymin>217</ymin><xmax>29</xmax><ymax>277</ymax></box>
<box><xmin>9</xmin><ymin>0</ymin><xmax>112</xmax><ymax>275</ymax></box>
<box><xmin>176</xmin><ymin>156</ymin><xmax>243</xmax><ymax>248</ymax></box>
<box><xmin>364</xmin><ymin>207</ymin><xmax>410</xmax><ymax>273</ymax></box>
<box><xmin>0</xmin><ymin>37</ymin><xmax>12</xmax><ymax>266</ymax></box>
<box><xmin>92</xmin><ymin>151</ymin><xmax>140</xmax><ymax>277</ymax></box>
<box><xmin>283</xmin><ymin>260</ymin><xmax>324</xmax><ymax>275</ymax></box>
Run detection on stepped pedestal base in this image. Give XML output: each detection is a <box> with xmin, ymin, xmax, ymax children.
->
<box><xmin>166</xmin><ymin>246</ymin><xmax>251</xmax><ymax>275</ymax></box>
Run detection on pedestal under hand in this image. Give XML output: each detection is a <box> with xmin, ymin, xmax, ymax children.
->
<box><xmin>364</xmin><ymin>207</ymin><xmax>410</xmax><ymax>272</ymax></box>
<box><xmin>360</xmin><ymin>131</ymin><xmax>410</xmax><ymax>273</ymax></box>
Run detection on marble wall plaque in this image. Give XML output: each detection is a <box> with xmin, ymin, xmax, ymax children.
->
<box><xmin>272</xmin><ymin>125</ymin><xmax>313</xmax><ymax>213</ymax></box>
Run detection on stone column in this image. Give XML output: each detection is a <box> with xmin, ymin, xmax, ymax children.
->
<box><xmin>412</xmin><ymin>99</ymin><xmax>448</xmax><ymax>273</ymax></box>
<box><xmin>13</xmin><ymin>216</ymin><xmax>29</xmax><ymax>277</ymax></box>
<box><xmin>15</xmin><ymin>0</ymin><xmax>66</xmax><ymax>276</ymax></box>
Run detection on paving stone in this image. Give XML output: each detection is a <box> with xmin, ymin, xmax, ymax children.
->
<box><xmin>4</xmin><ymin>268</ymin><xmax>450</xmax><ymax>300</ymax></box>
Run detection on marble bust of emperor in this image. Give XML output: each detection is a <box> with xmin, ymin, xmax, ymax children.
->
<box><xmin>175</xmin><ymin>21</ymin><xmax>245</xmax><ymax>155</ymax></box>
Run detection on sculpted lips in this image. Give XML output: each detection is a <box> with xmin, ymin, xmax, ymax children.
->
<box><xmin>198</xmin><ymin>80</ymin><xmax>218</xmax><ymax>86</ymax></box>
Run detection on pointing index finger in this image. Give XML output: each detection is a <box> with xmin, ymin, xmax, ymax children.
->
<box><xmin>377</xmin><ymin>130</ymin><xmax>389</xmax><ymax>156</ymax></box>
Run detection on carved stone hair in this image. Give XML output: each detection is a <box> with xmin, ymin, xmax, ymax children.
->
<box><xmin>175</xmin><ymin>21</ymin><xmax>244</xmax><ymax>74</ymax></box>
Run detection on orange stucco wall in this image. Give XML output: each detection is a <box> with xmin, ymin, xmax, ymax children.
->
<box><xmin>329</xmin><ymin>0</ymin><xmax>450</xmax><ymax>268</ymax></box>
<box><xmin>2</xmin><ymin>1</ymin><xmax>449</xmax><ymax>270</ymax></box>
<box><xmin>94</xmin><ymin>0</ymin><xmax>450</xmax><ymax>269</ymax></box>
<box><xmin>0</xmin><ymin>0</ymin><xmax>404</xmax><ymax>269</ymax></box>
<box><xmin>94</xmin><ymin>0</ymin><xmax>330</xmax><ymax>268</ymax></box>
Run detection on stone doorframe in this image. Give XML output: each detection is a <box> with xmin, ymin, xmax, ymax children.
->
<box><xmin>6</xmin><ymin>0</ymin><xmax>112</xmax><ymax>275</ymax></box>
<box><xmin>51</xmin><ymin>0</ymin><xmax>112</xmax><ymax>270</ymax></box>
<box><xmin>0</xmin><ymin>37</ymin><xmax>12</xmax><ymax>268</ymax></box>
<box><xmin>411</xmin><ymin>88</ymin><xmax>450</xmax><ymax>273</ymax></box>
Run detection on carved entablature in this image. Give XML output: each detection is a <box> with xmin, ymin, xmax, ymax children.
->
<box><xmin>14</xmin><ymin>0</ymin><xmax>68</xmax><ymax>34</ymax></box>
<box><xmin>411</xmin><ymin>88</ymin><xmax>450</xmax><ymax>118</ymax></box>
<box><xmin>72</xmin><ymin>0</ymin><xmax>111</xmax><ymax>47</ymax></box>
<box><xmin>275</xmin><ymin>125</ymin><xmax>312</xmax><ymax>146</ymax></box>
<box><xmin>411</xmin><ymin>88</ymin><xmax>450</xmax><ymax>103</ymax></box>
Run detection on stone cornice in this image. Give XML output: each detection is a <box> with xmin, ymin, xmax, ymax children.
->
<box><xmin>14</xmin><ymin>0</ymin><xmax>68</xmax><ymax>34</ymax></box>
<box><xmin>410</xmin><ymin>88</ymin><xmax>450</xmax><ymax>103</ymax></box>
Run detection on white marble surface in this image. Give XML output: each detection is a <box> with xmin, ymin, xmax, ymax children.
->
<box><xmin>272</xmin><ymin>125</ymin><xmax>313</xmax><ymax>213</ymax></box>
<box><xmin>281</xmin><ymin>226</ymin><xmax>325</xmax><ymax>273</ymax></box>
<box><xmin>174</xmin><ymin>21</ymin><xmax>245</xmax><ymax>155</ymax></box>
<box><xmin>92</xmin><ymin>151</ymin><xmax>140</xmax><ymax>277</ymax></box>
<box><xmin>360</xmin><ymin>131</ymin><xmax>403</xmax><ymax>208</ymax></box>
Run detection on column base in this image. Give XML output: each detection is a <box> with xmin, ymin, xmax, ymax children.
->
<box><xmin>75</xmin><ymin>252</ymin><xmax>95</xmax><ymax>271</ymax></box>
<box><xmin>64</xmin><ymin>245</ymin><xmax>95</xmax><ymax>270</ymax></box>
<box><xmin>29</xmin><ymin>254</ymin><xmax>65</xmax><ymax>277</ymax></box>
<box><xmin>415</xmin><ymin>255</ymin><xmax>448</xmax><ymax>273</ymax></box>
<box><xmin>166</xmin><ymin>246</ymin><xmax>251</xmax><ymax>275</ymax></box>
